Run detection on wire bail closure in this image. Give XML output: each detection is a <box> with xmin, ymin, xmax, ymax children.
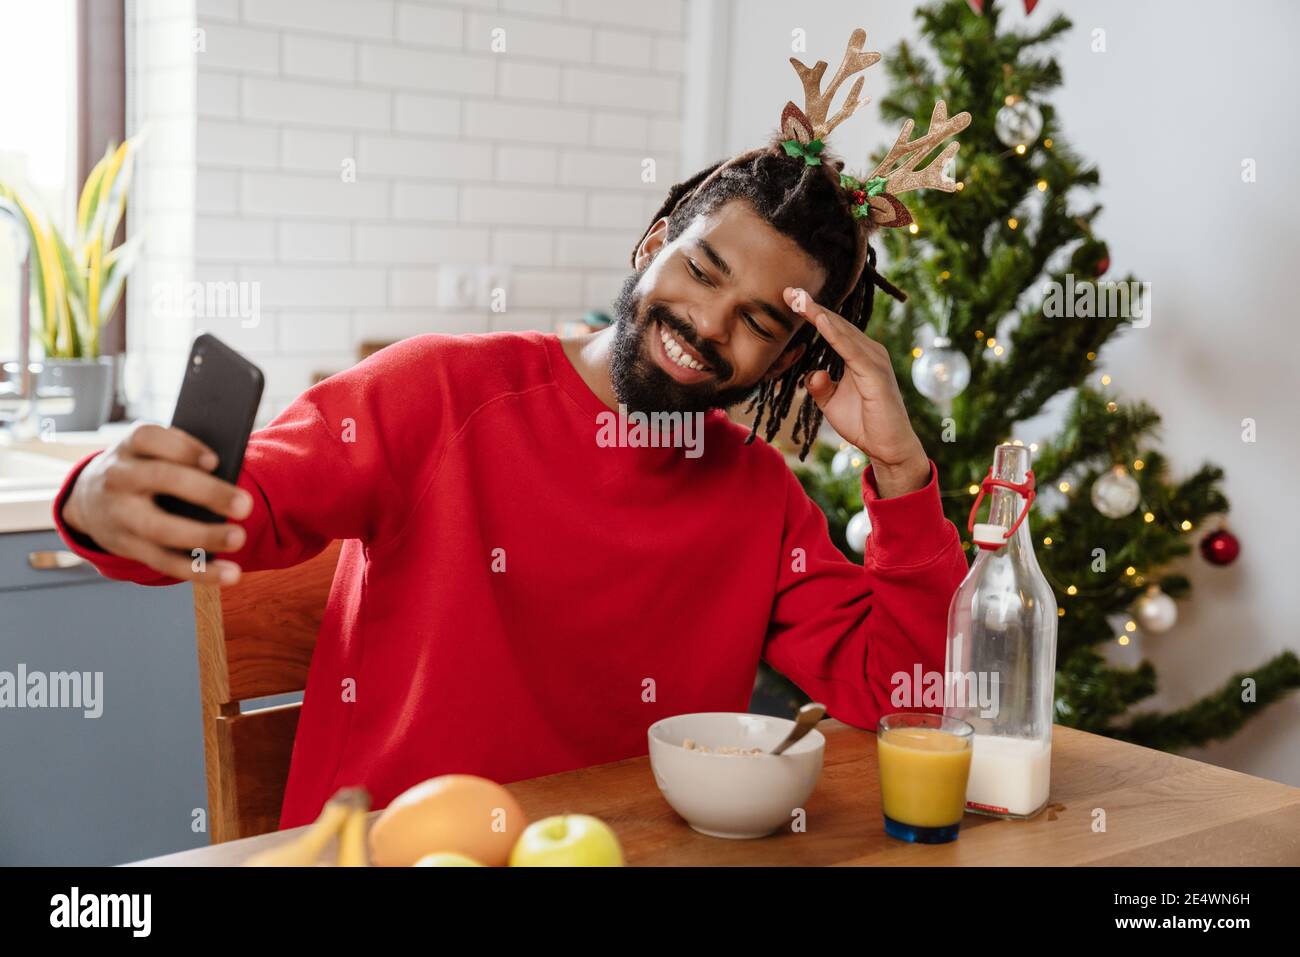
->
<box><xmin>967</xmin><ymin>466</ymin><xmax>1036</xmax><ymax>541</ymax></box>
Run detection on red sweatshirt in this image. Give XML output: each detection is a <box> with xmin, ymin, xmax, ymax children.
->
<box><xmin>51</xmin><ymin>331</ymin><xmax>968</xmax><ymax>828</ymax></box>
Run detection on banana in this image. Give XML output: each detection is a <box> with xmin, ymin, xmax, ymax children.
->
<box><xmin>243</xmin><ymin>787</ymin><xmax>370</xmax><ymax>867</ymax></box>
<box><xmin>336</xmin><ymin>805</ymin><xmax>370</xmax><ymax>867</ymax></box>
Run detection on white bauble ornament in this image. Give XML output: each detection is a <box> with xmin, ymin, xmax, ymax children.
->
<box><xmin>845</xmin><ymin>509</ymin><xmax>872</xmax><ymax>553</ymax></box>
<box><xmin>1135</xmin><ymin>586</ymin><xmax>1177</xmax><ymax>634</ymax></box>
<box><xmin>831</xmin><ymin>446</ymin><xmax>866</xmax><ymax>478</ymax></box>
<box><xmin>911</xmin><ymin>336</ymin><xmax>971</xmax><ymax>403</ymax></box>
<box><xmin>995</xmin><ymin>97</ymin><xmax>1044</xmax><ymax>149</ymax></box>
<box><xmin>1090</xmin><ymin>465</ymin><xmax>1141</xmax><ymax>519</ymax></box>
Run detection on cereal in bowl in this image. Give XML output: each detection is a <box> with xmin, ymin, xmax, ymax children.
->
<box><xmin>681</xmin><ymin>738</ymin><xmax>764</xmax><ymax>756</ymax></box>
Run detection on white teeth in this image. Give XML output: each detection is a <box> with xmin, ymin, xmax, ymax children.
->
<box><xmin>659</xmin><ymin>327</ymin><xmax>707</xmax><ymax>372</ymax></box>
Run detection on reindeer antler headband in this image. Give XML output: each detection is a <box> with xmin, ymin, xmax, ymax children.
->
<box><xmin>649</xmin><ymin>28</ymin><xmax>971</xmax><ymax>311</ymax></box>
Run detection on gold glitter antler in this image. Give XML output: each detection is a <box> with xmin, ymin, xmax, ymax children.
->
<box><xmin>861</xmin><ymin>100</ymin><xmax>971</xmax><ymax>227</ymax></box>
<box><xmin>781</xmin><ymin>28</ymin><xmax>881</xmax><ymax>145</ymax></box>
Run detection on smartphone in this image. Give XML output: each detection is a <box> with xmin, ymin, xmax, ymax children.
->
<box><xmin>154</xmin><ymin>333</ymin><xmax>265</xmax><ymax>524</ymax></box>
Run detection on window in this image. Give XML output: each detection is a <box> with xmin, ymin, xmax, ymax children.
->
<box><xmin>0</xmin><ymin>0</ymin><xmax>79</xmax><ymax>361</ymax></box>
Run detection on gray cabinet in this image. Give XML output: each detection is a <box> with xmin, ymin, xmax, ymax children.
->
<box><xmin>0</xmin><ymin>530</ymin><xmax>210</xmax><ymax>865</ymax></box>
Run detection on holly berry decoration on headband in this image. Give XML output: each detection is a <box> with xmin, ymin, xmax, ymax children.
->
<box><xmin>840</xmin><ymin>173</ymin><xmax>889</xmax><ymax>219</ymax></box>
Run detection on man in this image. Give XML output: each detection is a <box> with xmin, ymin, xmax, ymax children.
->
<box><xmin>52</xmin><ymin>37</ymin><xmax>970</xmax><ymax>828</ymax></box>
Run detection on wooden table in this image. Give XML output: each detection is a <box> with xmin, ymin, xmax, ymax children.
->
<box><xmin>131</xmin><ymin>720</ymin><xmax>1300</xmax><ymax>866</ymax></box>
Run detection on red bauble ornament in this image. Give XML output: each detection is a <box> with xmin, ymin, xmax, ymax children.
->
<box><xmin>1200</xmin><ymin>529</ymin><xmax>1240</xmax><ymax>566</ymax></box>
<box><xmin>1095</xmin><ymin>255</ymin><xmax>1110</xmax><ymax>277</ymax></box>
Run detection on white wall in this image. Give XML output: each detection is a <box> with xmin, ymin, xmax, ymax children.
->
<box><xmin>717</xmin><ymin>0</ymin><xmax>1300</xmax><ymax>785</ymax></box>
<box><xmin>125</xmin><ymin>0</ymin><xmax>686</xmax><ymax>418</ymax></box>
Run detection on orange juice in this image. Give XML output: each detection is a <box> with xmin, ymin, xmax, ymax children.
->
<box><xmin>878</xmin><ymin>725</ymin><xmax>972</xmax><ymax>838</ymax></box>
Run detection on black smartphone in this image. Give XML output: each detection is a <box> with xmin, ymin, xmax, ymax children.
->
<box><xmin>155</xmin><ymin>333</ymin><xmax>265</xmax><ymax>523</ymax></box>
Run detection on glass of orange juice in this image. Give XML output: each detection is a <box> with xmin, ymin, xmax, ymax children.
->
<box><xmin>877</xmin><ymin>713</ymin><xmax>974</xmax><ymax>844</ymax></box>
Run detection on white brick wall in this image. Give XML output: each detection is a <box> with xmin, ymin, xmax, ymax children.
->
<box><xmin>126</xmin><ymin>0</ymin><xmax>686</xmax><ymax>419</ymax></box>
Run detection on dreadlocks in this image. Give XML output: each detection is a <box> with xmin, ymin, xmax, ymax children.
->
<box><xmin>634</xmin><ymin>142</ymin><xmax>906</xmax><ymax>461</ymax></box>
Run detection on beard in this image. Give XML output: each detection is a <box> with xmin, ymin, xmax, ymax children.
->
<box><xmin>607</xmin><ymin>269</ymin><xmax>760</xmax><ymax>415</ymax></box>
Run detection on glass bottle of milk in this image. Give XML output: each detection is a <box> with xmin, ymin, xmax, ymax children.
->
<box><xmin>943</xmin><ymin>443</ymin><xmax>1058</xmax><ymax>819</ymax></box>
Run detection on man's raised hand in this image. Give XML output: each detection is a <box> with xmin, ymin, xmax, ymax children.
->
<box><xmin>785</xmin><ymin>286</ymin><xmax>931</xmax><ymax>498</ymax></box>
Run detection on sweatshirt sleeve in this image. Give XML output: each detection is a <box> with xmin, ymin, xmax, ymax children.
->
<box><xmin>761</xmin><ymin>459</ymin><xmax>969</xmax><ymax>729</ymax></box>
<box><xmin>50</xmin><ymin>338</ymin><xmax>435</xmax><ymax>587</ymax></box>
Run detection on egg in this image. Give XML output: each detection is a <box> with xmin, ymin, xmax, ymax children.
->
<box><xmin>368</xmin><ymin>774</ymin><xmax>527</xmax><ymax>867</ymax></box>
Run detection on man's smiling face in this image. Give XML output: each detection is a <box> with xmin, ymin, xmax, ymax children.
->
<box><xmin>609</xmin><ymin>199</ymin><xmax>829</xmax><ymax>414</ymax></box>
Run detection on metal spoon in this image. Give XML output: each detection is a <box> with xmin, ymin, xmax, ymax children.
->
<box><xmin>769</xmin><ymin>702</ymin><xmax>826</xmax><ymax>755</ymax></box>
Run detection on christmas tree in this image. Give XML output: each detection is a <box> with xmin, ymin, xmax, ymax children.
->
<box><xmin>762</xmin><ymin>0</ymin><xmax>1300</xmax><ymax>751</ymax></box>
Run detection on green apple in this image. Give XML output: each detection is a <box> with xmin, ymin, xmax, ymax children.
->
<box><xmin>508</xmin><ymin>815</ymin><xmax>624</xmax><ymax>867</ymax></box>
<box><xmin>413</xmin><ymin>851</ymin><xmax>484</xmax><ymax>867</ymax></box>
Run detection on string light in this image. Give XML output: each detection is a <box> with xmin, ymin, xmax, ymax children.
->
<box><xmin>1043</xmin><ymin>536</ymin><xmax>1053</xmax><ymax>545</ymax></box>
<box><xmin>1106</xmin><ymin>401</ymin><xmax>1118</xmax><ymax>412</ymax></box>
<box><xmin>956</xmin><ymin>181</ymin><xmax>965</xmax><ymax>191</ymax></box>
<box><xmin>1015</xmin><ymin>144</ymin><xmax>1027</xmax><ymax>155</ymax></box>
<box><xmin>1086</xmin><ymin>351</ymin><xmax>1097</xmax><ymax>361</ymax></box>
<box><xmin>1058</xmin><ymin>481</ymin><xmax>1071</xmax><ymax>492</ymax></box>
<box><xmin>1125</xmin><ymin>566</ymin><xmax>1136</xmax><ymax>576</ymax></box>
<box><xmin>912</xmin><ymin>346</ymin><xmax>924</xmax><ymax>358</ymax></box>
<box><xmin>1143</xmin><ymin>512</ymin><xmax>1155</xmax><ymax>523</ymax></box>
<box><xmin>1067</xmin><ymin>585</ymin><xmax>1078</xmax><ymax>596</ymax></box>
<box><xmin>1057</xmin><ymin>607</ymin><xmax>1065</xmax><ymax>617</ymax></box>
<box><xmin>1125</xmin><ymin>620</ymin><xmax>1137</xmax><ymax>633</ymax></box>
<box><xmin>908</xmin><ymin>223</ymin><xmax>920</xmax><ymax>234</ymax></box>
<box><xmin>1133</xmin><ymin>459</ymin><xmax>1145</xmax><ymax>470</ymax></box>
<box><xmin>1036</xmin><ymin>179</ymin><xmax>1048</xmax><ymax>191</ymax></box>
<box><xmin>1118</xmin><ymin>635</ymin><xmax>1130</xmax><ymax>646</ymax></box>
<box><xmin>1100</xmin><ymin>374</ymin><xmax>1111</xmax><ymax>386</ymax></box>
<box><xmin>968</xmin><ymin>484</ymin><xmax>980</xmax><ymax>495</ymax></box>
<box><xmin>1029</xmin><ymin>442</ymin><xmax>1039</xmax><ymax>453</ymax></box>
<box><xmin>939</xmin><ymin>270</ymin><xmax>950</xmax><ymax>280</ymax></box>
<box><xmin>1043</xmin><ymin>138</ymin><xmax>1053</xmax><ymax>148</ymax></box>
<box><xmin>1007</xmin><ymin>217</ymin><xmax>1019</xmax><ymax>229</ymax></box>
<box><xmin>1180</xmin><ymin>519</ymin><xmax>1193</xmax><ymax>531</ymax></box>
<box><xmin>994</xmin><ymin>345</ymin><xmax>1005</xmax><ymax>356</ymax></box>
<box><xmin>987</xmin><ymin>337</ymin><xmax>998</xmax><ymax>348</ymax></box>
<box><xmin>974</xmin><ymin>329</ymin><xmax>985</xmax><ymax>339</ymax></box>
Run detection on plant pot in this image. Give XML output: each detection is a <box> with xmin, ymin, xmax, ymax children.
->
<box><xmin>38</xmin><ymin>357</ymin><xmax>116</xmax><ymax>433</ymax></box>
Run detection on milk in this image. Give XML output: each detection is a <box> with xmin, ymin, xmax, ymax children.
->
<box><xmin>965</xmin><ymin>733</ymin><xmax>1051</xmax><ymax>818</ymax></box>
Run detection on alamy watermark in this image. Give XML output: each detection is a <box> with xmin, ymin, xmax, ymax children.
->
<box><xmin>151</xmin><ymin>278</ymin><xmax>262</xmax><ymax>328</ymax></box>
<box><xmin>50</xmin><ymin>887</ymin><xmax>150</xmax><ymax>937</ymax></box>
<box><xmin>1043</xmin><ymin>274</ymin><xmax>1152</xmax><ymax>328</ymax></box>
<box><xmin>890</xmin><ymin>633</ymin><xmax>1001</xmax><ymax>718</ymax></box>
<box><xmin>596</xmin><ymin>404</ymin><xmax>705</xmax><ymax>459</ymax></box>
<box><xmin>0</xmin><ymin>664</ymin><xmax>103</xmax><ymax>718</ymax></box>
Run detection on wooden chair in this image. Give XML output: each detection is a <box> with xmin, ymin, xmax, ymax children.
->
<box><xmin>192</xmin><ymin>539</ymin><xmax>343</xmax><ymax>843</ymax></box>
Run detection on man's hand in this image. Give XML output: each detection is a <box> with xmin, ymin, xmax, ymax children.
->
<box><xmin>784</xmin><ymin>286</ymin><xmax>931</xmax><ymax>498</ymax></box>
<box><xmin>61</xmin><ymin>423</ymin><xmax>253</xmax><ymax>585</ymax></box>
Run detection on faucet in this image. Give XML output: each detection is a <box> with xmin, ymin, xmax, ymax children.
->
<box><xmin>0</xmin><ymin>197</ymin><xmax>36</xmax><ymax>440</ymax></box>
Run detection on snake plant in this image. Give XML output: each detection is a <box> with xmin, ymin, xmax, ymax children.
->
<box><xmin>0</xmin><ymin>134</ymin><xmax>143</xmax><ymax>359</ymax></box>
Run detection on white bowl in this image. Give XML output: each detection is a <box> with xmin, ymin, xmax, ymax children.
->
<box><xmin>647</xmin><ymin>712</ymin><xmax>825</xmax><ymax>839</ymax></box>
